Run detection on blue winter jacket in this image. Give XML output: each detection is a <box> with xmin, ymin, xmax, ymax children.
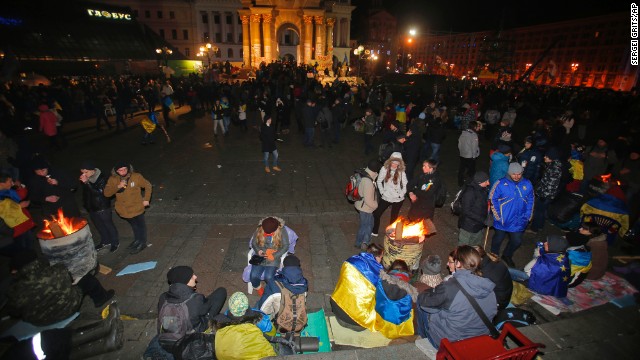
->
<box><xmin>490</xmin><ymin>176</ymin><xmax>535</xmax><ymax>232</ymax></box>
<box><xmin>489</xmin><ymin>152</ymin><xmax>510</xmax><ymax>186</ymax></box>
<box><xmin>255</xmin><ymin>265</ymin><xmax>308</xmax><ymax>309</ymax></box>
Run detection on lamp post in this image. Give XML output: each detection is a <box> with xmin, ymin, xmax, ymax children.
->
<box><xmin>570</xmin><ymin>62</ymin><xmax>579</xmax><ymax>86</ymax></box>
<box><xmin>155</xmin><ymin>47</ymin><xmax>173</xmax><ymax>67</ymax></box>
<box><xmin>197</xmin><ymin>43</ymin><xmax>219</xmax><ymax>70</ymax></box>
<box><xmin>353</xmin><ymin>45</ymin><xmax>364</xmax><ymax>78</ymax></box>
<box><xmin>353</xmin><ymin>45</ymin><xmax>379</xmax><ymax>78</ymax></box>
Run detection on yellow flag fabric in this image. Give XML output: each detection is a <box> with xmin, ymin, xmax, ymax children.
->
<box><xmin>215</xmin><ymin>323</ymin><xmax>276</xmax><ymax>360</ymax></box>
<box><xmin>0</xmin><ymin>199</ymin><xmax>28</xmax><ymax>228</ymax></box>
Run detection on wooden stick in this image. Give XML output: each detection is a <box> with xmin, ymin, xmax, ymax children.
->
<box><xmin>483</xmin><ymin>226</ymin><xmax>491</xmax><ymax>250</ymax></box>
<box><xmin>48</xmin><ymin>221</ymin><xmax>65</xmax><ymax>238</ymax></box>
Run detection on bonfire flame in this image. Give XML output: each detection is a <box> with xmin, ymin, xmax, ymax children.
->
<box><xmin>600</xmin><ymin>173</ymin><xmax>611</xmax><ymax>183</ymax></box>
<box><xmin>386</xmin><ymin>217</ymin><xmax>427</xmax><ymax>243</ymax></box>
<box><xmin>39</xmin><ymin>209</ymin><xmax>87</xmax><ymax>240</ymax></box>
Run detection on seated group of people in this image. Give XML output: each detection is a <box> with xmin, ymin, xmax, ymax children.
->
<box><xmin>330</xmin><ymin>243</ymin><xmax>513</xmax><ymax>349</ymax></box>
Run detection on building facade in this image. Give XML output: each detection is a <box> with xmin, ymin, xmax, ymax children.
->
<box><xmin>408</xmin><ymin>12</ymin><xmax>638</xmax><ymax>91</ymax></box>
<box><xmin>100</xmin><ymin>0</ymin><xmax>354</xmax><ymax>68</ymax></box>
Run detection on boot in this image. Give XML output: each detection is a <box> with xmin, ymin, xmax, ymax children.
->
<box><xmin>127</xmin><ymin>240</ymin><xmax>140</xmax><ymax>250</ymax></box>
<box><xmin>129</xmin><ymin>242</ymin><xmax>146</xmax><ymax>254</ymax></box>
<box><xmin>69</xmin><ymin>316</ymin><xmax>124</xmax><ymax>360</ymax></box>
<box><xmin>71</xmin><ymin>302</ymin><xmax>120</xmax><ymax>347</ymax></box>
<box><xmin>265</xmin><ymin>166</ymin><xmax>271</xmax><ymax>173</ymax></box>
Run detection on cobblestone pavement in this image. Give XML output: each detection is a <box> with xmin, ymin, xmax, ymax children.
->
<box><xmin>31</xmin><ymin>106</ymin><xmax>551</xmax><ymax>359</ymax></box>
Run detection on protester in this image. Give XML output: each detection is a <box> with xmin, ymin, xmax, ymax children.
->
<box><xmin>249</xmin><ymin>216</ymin><xmax>291</xmax><ymax>295</ymax></box>
<box><xmin>458</xmin><ymin>171</ymin><xmax>490</xmax><ymax>246</ymax></box>
<box><xmin>79</xmin><ymin>160</ymin><xmax>119</xmax><ymax>252</ymax></box>
<box><xmin>458</xmin><ymin>121</ymin><xmax>481</xmax><ymax>187</ymax></box>
<box><xmin>372</xmin><ymin>152</ymin><xmax>407</xmax><ymax>237</ymax></box>
<box><xmin>407</xmin><ymin>159</ymin><xmax>443</xmax><ymax>224</ymax></box>
<box><xmin>355</xmin><ymin>160</ymin><xmax>381</xmax><ymax>249</ymax></box>
<box><xmin>260</xmin><ymin>115</ymin><xmax>281</xmax><ymax>173</ymax></box>
<box><xmin>28</xmin><ymin>156</ymin><xmax>81</xmax><ymax>219</ymax></box>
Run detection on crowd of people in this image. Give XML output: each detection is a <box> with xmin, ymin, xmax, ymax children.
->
<box><xmin>1</xmin><ymin>59</ymin><xmax>640</xmax><ymax>358</ymax></box>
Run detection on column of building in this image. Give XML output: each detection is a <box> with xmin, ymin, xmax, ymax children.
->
<box><xmin>303</xmin><ymin>15</ymin><xmax>313</xmax><ymax>64</ymax></box>
<box><xmin>326</xmin><ymin>18</ymin><xmax>335</xmax><ymax>53</ymax></box>
<box><xmin>262</xmin><ymin>13</ymin><xmax>273</xmax><ymax>62</ymax></box>
<box><xmin>250</xmin><ymin>13</ymin><xmax>262</xmax><ymax>68</ymax></box>
<box><xmin>314</xmin><ymin>16</ymin><xmax>325</xmax><ymax>59</ymax></box>
<box><xmin>240</xmin><ymin>14</ymin><xmax>250</xmax><ymax>67</ymax></box>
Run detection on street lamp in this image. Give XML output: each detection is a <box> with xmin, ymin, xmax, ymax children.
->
<box><xmin>155</xmin><ymin>47</ymin><xmax>173</xmax><ymax>67</ymax></box>
<box><xmin>197</xmin><ymin>43</ymin><xmax>219</xmax><ymax>70</ymax></box>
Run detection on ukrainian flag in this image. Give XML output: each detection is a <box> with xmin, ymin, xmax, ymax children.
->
<box><xmin>567</xmin><ymin>248</ymin><xmax>592</xmax><ymax>276</ymax></box>
<box><xmin>331</xmin><ymin>253</ymin><xmax>414</xmax><ymax>339</ymax></box>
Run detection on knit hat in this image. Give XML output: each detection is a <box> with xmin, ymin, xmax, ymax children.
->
<box><xmin>390</xmin><ymin>120</ymin><xmax>401</xmax><ymax>129</ymax></box>
<box><xmin>497</xmin><ymin>144</ymin><xmax>512</xmax><ymax>154</ymax></box>
<box><xmin>80</xmin><ymin>160</ymin><xmax>96</xmax><ymax>171</ymax></box>
<box><xmin>114</xmin><ymin>160</ymin><xmax>129</xmax><ymax>171</ymax></box>
<box><xmin>389</xmin><ymin>152</ymin><xmax>403</xmax><ymax>161</ymax></box>
<box><xmin>545</xmin><ymin>235</ymin><xmax>569</xmax><ymax>253</ymax></box>
<box><xmin>524</xmin><ymin>136</ymin><xmax>534</xmax><ymax>145</ymax></box>
<box><xmin>508</xmin><ymin>162</ymin><xmax>524</xmax><ymax>175</ymax></box>
<box><xmin>283</xmin><ymin>255</ymin><xmax>301</xmax><ymax>267</ymax></box>
<box><xmin>473</xmin><ymin>171</ymin><xmax>489</xmax><ymax>184</ymax></box>
<box><xmin>545</xmin><ymin>147</ymin><xmax>560</xmax><ymax>161</ymax></box>
<box><xmin>261</xmin><ymin>217</ymin><xmax>280</xmax><ymax>234</ymax></box>
<box><xmin>228</xmin><ymin>292</ymin><xmax>249</xmax><ymax>317</ymax></box>
<box><xmin>31</xmin><ymin>156</ymin><xmax>49</xmax><ymax>170</ymax></box>
<box><xmin>166</xmin><ymin>266</ymin><xmax>194</xmax><ymax>285</ymax></box>
<box><xmin>420</xmin><ymin>255</ymin><xmax>443</xmax><ymax>288</ymax></box>
<box><xmin>367</xmin><ymin>159</ymin><xmax>382</xmax><ymax>173</ymax></box>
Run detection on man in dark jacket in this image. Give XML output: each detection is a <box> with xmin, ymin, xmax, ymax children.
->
<box><xmin>29</xmin><ymin>157</ymin><xmax>81</xmax><ymax>220</ymax></box>
<box><xmin>255</xmin><ymin>255</ymin><xmax>308</xmax><ymax>313</ymax></box>
<box><xmin>80</xmin><ymin>160</ymin><xmax>119</xmax><ymax>252</ymax></box>
<box><xmin>302</xmin><ymin>99</ymin><xmax>318</xmax><ymax>147</ymax></box>
<box><xmin>408</xmin><ymin>159</ymin><xmax>443</xmax><ymax>223</ymax></box>
<box><xmin>157</xmin><ymin>266</ymin><xmax>227</xmax><ymax>333</ymax></box>
<box><xmin>458</xmin><ymin>171</ymin><xmax>490</xmax><ymax>246</ymax></box>
<box><xmin>330</xmin><ymin>98</ymin><xmax>345</xmax><ymax>143</ymax></box>
<box><xmin>403</xmin><ymin>122</ymin><xmax>422</xmax><ymax>182</ymax></box>
<box><xmin>529</xmin><ymin>148</ymin><xmax>563</xmax><ymax>234</ymax></box>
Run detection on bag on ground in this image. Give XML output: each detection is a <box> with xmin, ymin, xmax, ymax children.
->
<box><xmin>492</xmin><ymin>307</ymin><xmax>536</xmax><ymax>330</ymax></box>
<box><xmin>172</xmin><ymin>332</ymin><xmax>215</xmax><ymax>360</ymax></box>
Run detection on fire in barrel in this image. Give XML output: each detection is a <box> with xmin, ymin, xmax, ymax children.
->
<box><xmin>382</xmin><ymin>217</ymin><xmax>427</xmax><ymax>270</ymax></box>
<box><xmin>38</xmin><ymin>209</ymin><xmax>97</xmax><ymax>283</ymax></box>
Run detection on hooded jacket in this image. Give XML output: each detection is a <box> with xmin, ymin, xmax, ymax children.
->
<box><xmin>489</xmin><ymin>152</ymin><xmax>510</xmax><ymax>186</ymax></box>
<box><xmin>535</xmin><ymin>160</ymin><xmax>563</xmax><ymax>200</ymax></box>
<box><xmin>458</xmin><ymin>181</ymin><xmax>489</xmax><ymax>233</ymax></box>
<box><xmin>104</xmin><ymin>164</ymin><xmax>152</xmax><ymax>218</ymax></box>
<box><xmin>377</xmin><ymin>155</ymin><xmax>408</xmax><ymax>203</ymax></box>
<box><xmin>157</xmin><ymin>282</ymin><xmax>214</xmax><ymax>332</ymax></box>
<box><xmin>417</xmin><ymin>269</ymin><xmax>497</xmax><ymax>347</ymax></box>
<box><xmin>490</xmin><ymin>176</ymin><xmax>534</xmax><ymax>232</ymax></box>
<box><xmin>458</xmin><ymin>129</ymin><xmax>480</xmax><ymax>159</ymax></box>
<box><xmin>255</xmin><ymin>265</ymin><xmax>309</xmax><ymax>313</ymax></box>
<box><xmin>81</xmin><ymin>168</ymin><xmax>112</xmax><ymax>212</ymax></box>
<box><xmin>355</xmin><ymin>168</ymin><xmax>378</xmax><ymax>213</ymax></box>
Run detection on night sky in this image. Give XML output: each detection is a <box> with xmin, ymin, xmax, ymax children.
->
<box><xmin>352</xmin><ymin>0</ymin><xmax>630</xmax><ymax>36</ymax></box>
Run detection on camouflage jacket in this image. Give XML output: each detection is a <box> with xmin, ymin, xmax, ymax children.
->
<box><xmin>7</xmin><ymin>259</ymin><xmax>82</xmax><ymax>326</ymax></box>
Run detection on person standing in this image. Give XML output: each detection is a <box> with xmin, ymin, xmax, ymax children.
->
<box><xmin>104</xmin><ymin>161</ymin><xmax>152</xmax><ymax>255</ymax></box>
<box><xmin>529</xmin><ymin>148</ymin><xmax>563</xmax><ymax>234</ymax></box>
<box><xmin>458</xmin><ymin>121</ymin><xmax>481</xmax><ymax>187</ymax></box>
<box><xmin>458</xmin><ymin>171</ymin><xmax>490</xmax><ymax>246</ymax></box>
<box><xmin>489</xmin><ymin>163</ymin><xmax>534</xmax><ymax>267</ymax></box>
<box><xmin>79</xmin><ymin>160</ymin><xmax>120</xmax><ymax>253</ymax></box>
<box><xmin>355</xmin><ymin>160</ymin><xmax>381</xmax><ymax>249</ymax></box>
<box><xmin>372</xmin><ymin>152</ymin><xmax>407</xmax><ymax>237</ymax></box>
<box><xmin>260</xmin><ymin>115</ymin><xmax>281</xmax><ymax>173</ymax></box>
<box><xmin>160</xmin><ymin>80</ymin><xmax>176</xmax><ymax>128</ymax></box>
<box><xmin>302</xmin><ymin>99</ymin><xmax>318</xmax><ymax>147</ymax></box>
<box><xmin>317</xmin><ymin>102</ymin><xmax>333</xmax><ymax>148</ymax></box>
<box><xmin>211</xmin><ymin>99</ymin><xmax>225</xmax><ymax>137</ymax></box>
<box><xmin>363</xmin><ymin>108</ymin><xmax>377</xmax><ymax>155</ymax></box>
<box><xmin>29</xmin><ymin>157</ymin><xmax>81</xmax><ymax>219</ymax></box>
<box><xmin>220</xmin><ymin>97</ymin><xmax>232</xmax><ymax>135</ymax></box>
<box><xmin>330</xmin><ymin>98</ymin><xmax>345</xmax><ymax>144</ymax></box>
<box><xmin>407</xmin><ymin>159</ymin><xmax>443</xmax><ymax>224</ymax></box>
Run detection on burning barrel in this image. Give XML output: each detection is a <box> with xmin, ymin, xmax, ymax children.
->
<box><xmin>38</xmin><ymin>209</ymin><xmax>97</xmax><ymax>283</ymax></box>
<box><xmin>382</xmin><ymin>218</ymin><xmax>427</xmax><ymax>271</ymax></box>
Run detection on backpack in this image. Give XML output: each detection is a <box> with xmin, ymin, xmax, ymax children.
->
<box><xmin>450</xmin><ymin>187</ymin><xmax>466</xmax><ymax>215</ymax></box>
<box><xmin>158</xmin><ymin>293</ymin><xmax>197</xmax><ymax>350</ymax></box>
<box><xmin>435</xmin><ymin>181</ymin><xmax>447</xmax><ymax>208</ymax></box>
<box><xmin>172</xmin><ymin>332</ymin><xmax>215</xmax><ymax>360</ymax></box>
<box><xmin>345</xmin><ymin>169</ymin><xmax>371</xmax><ymax>202</ymax></box>
<box><xmin>275</xmin><ymin>282</ymin><xmax>307</xmax><ymax>333</ymax></box>
<box><xmin>492</xmin><ymin>307</ymin><xmax>536</xmax><ymax>330</ymax></box>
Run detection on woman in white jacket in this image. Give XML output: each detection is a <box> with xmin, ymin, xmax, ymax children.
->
<box><xmin>372</xmin><ymin>152</ymin><xmax>408</xmax><ymax>236</ymax></box>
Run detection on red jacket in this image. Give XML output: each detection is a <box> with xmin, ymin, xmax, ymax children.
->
<box><xmin>38</xmin><ymin>105</ymin><xmax>58</xmax><ymax>136</ymax></box>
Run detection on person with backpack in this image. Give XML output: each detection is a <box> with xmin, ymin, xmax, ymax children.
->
<box><xmin>372</xmin><ymin>152</ymin><xmax>407</xmax><ymax>237</ymax></box>
<box><xmin>156</xmin><ymin>266</ymin><xmax>227</xmax><ymax>351</ymax></box>
<box><xmin>255</xmin><ymin>255</ymin><xmax>309</xmax><ymax>333</ymax></box>
<box><xmin>355</xmin><ymin>160</ymin><xmax>381</xmax><ymax>250</ymax></box>
<box><xmin>458</xmin><ymin>171</ymin><xmax>490</xmax><ymax>247</ymax></box>
<box><xmin>407</xmin><ymin>159</ymin><xmax>443</xmax><ymax>224</ymax></box>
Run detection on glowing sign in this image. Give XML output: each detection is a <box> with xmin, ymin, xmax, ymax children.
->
<box><xmin>87</xmin><ymin>9</ymin><xmax>132</xmax><ymax>20</ymax></box>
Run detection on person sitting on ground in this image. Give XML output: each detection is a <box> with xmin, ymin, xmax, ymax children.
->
<box><xmin>330</xmin><ymin>243</ymin><xmax>384</xmax><ymax>332</ymax></box>
<box><xmin>415</xmin><ymin>255</ymin><xmax>444</xmax><ymax>293</ymax></box>
<box><xmin>0</xmin><ymin>303</ymin><xmax>124</xmax><ymax>360</ymax></box>
<box><xmin>566</xmin><ymin>222</ymin><xmax>607</xmax><ymax>280</ymax></box>
<box><xmin>0</xmin><ymin>173</ymin><xmax>35</xmax><ymax>256</ymax></box>
<box><xmin>5</xmin><ymin>250</ymin><xmax>115</xmax><ymax>326</ymax></box>
<box><xmin>157</xmin><ymin>266</ymin><xmax>227</xmax><ymax>337</ymax></box>
<box><xmin>415</xmin><ymin>245</ymin><xmax>497</xmax><ymax>349</ymax></box>
<box><xmin>249</xmin><ymin>216</ymin><xmax>291</xmax><ymax>295</ymax></box>
<box><xmin>213</xmin><ymin>292</ymin><xmax>277</xmax><ymax>359</ymax></box>
<box><xmin>524</xmin><ymin>235</ymin><xmax>571</xmax><ymax>299</ymax></box>
<box><xmin>473</xmin><ymin>246</ymin><xmax>513</xmax><ymax>310</ymax></box>
<box><xmin>374</xmin><ymin>259</ymin><xmax>418</xmax><ymax>338</ymax></box>
<box><xmin>255</xmin><ymin>255</ymin><xmax>308</xmax><ymax>316</ymax></box>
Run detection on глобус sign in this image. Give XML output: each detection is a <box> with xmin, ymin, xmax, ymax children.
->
<box><xmin>87</xmin><ymin>9</ymin><xmax>132</xmax><ymax>21</ymax></box>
